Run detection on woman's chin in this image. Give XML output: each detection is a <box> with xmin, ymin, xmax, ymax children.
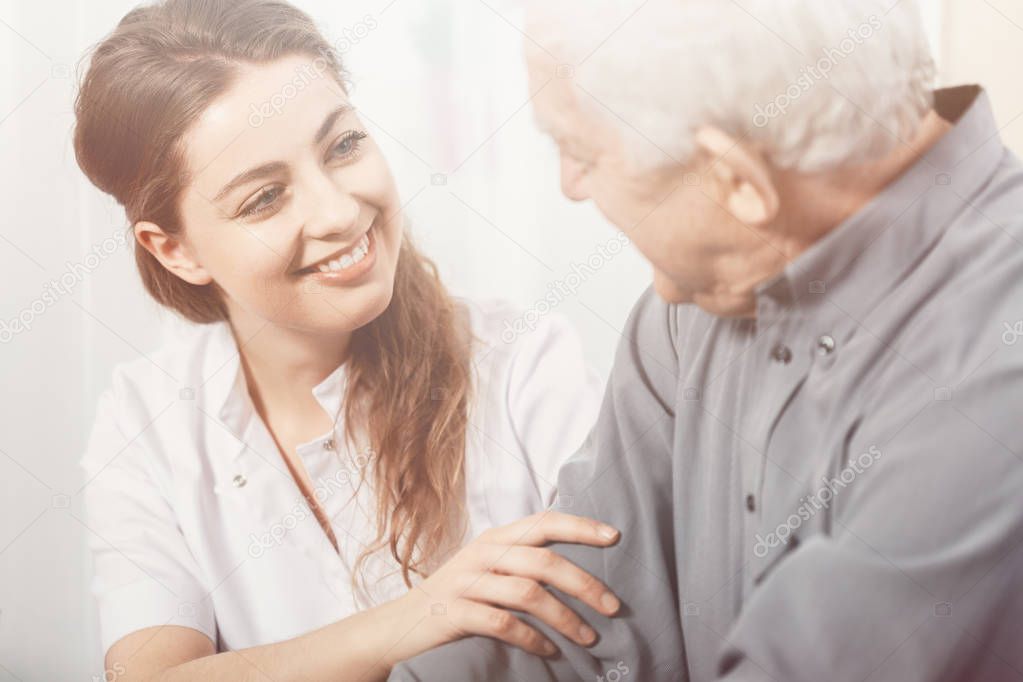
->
<box><xmin>309</xmin><ymin>283</ymin><xmax>395</xmax><ymax>333</ymax></box>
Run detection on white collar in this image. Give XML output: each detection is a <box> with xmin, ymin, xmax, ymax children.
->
<box><xmin>201</xmin><ymin>321</ymin><xmax>349</xmax><ymax>444</ymax></box>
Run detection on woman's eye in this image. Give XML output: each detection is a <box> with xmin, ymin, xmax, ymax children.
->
<box><xmin>330</xmin><ymin>130</ymin><xmax>368</xmax><ymax>160</ymax></box>
<box><xmin>239</xmin><ymin>186</ymin><xmax>282</xmax><ymax>217</ymax></box>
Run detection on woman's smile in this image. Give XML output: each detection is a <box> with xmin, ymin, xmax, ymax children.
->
<box><xmin>295</xmin><ymin>225</ymin><xmax>378</xmax><ymax>286</ymax></box>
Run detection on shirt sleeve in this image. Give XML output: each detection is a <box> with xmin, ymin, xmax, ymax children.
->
<box><xmin>505</xmin><ymin>312</ymin><xmax>605</xmax><ymax>510</ymax></box>
<box><xmin>389</xmin><ymin>289</ymin><xmax>687</xmax><ymax>681</ymax></box>
<box><xmin>716</xmin><ymin>361</ymin><xmax>1023</xmax><ymax>681</ymax></box>
<box><xmin>80</xmin><ymin>385</ymin><xmax>217</xmax><ymax>657</ymax></box>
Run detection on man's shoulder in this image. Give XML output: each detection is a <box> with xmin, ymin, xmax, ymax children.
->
<box><xmin>889</xmin><ymin>177</ymin><xmax>1023</xmax><ymax>380</ymax></box>
<box><xmin>618</xmin><ymin>286</ymin><xmax>725</xmax><ymax>364</ymax></box>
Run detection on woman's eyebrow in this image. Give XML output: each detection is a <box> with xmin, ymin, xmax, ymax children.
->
<box><xmin>314</xmin><ymin>104</ymin><xmax>355</xmax><ymax>145</ymax></box>
<box><xmin>214</xmin><ymin>160</ymin><xmax>288</xmax><ymax>202</ymax></box>
<box><xmin>213</xmin><ymin>104</ymin><xmax>355</xmax><ymax>202</ymax></box>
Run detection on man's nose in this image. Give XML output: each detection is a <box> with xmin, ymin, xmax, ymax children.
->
<box><xmin>560</xmin><ymin>154</ymin><xmax>590</xmax><ymax>202</ymax></box>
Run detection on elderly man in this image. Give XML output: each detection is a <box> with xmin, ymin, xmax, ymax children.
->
<box><xmin>389</xmin><ymin>0</ymin><xmax>1023</xmax><ymax>680</ymax></box>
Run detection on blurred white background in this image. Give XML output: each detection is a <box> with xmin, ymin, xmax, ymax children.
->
<box><xmin>0</xmin><ymin>0</ymin><xmax>1018</xmax><ymax>678</ymax></box>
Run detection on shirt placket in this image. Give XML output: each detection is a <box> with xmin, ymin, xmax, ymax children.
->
<box><xmin>741</xmin><ymin>304</ymin><xmax>814</xmax><ymax>598</ymax></box>
<box><xmin>293</xmin><ymin>431</ymin><xmax>361</xmax><ymax>595</ymax></box>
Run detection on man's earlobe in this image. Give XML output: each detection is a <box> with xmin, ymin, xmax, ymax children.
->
<box><xmin>694</xmin><ymin>126</ymin><xmax>780</xmax><ymax>226</ymax></box>
<box><xmin>133</xmin><ymin>220</ymin><xmax>213</xmax><ymax>286</ymax></box>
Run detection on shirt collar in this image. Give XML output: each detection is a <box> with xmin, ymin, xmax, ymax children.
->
<box><xmin>755</xmin><ymin>86</ymin><xmax>1006</xmax><ymax>335</ymax></box>
<box><xmin>201</xmin><ymin>320</ymin><xmax>349</xmax><ymax>441</ymax></box>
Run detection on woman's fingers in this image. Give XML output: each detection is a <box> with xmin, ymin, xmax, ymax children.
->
<box><xmin>462</xmin><ymin>573</ymin><xmax>598</xmax><ymax>647</ymax></box>
<box><xmin>450</xmin><ymin>600</ymin><xmax>559</xmax><ymax>658</ymax></box>
<box><xmin>480</xmin><ymin>511</ymin><xmax>620</xmax><ymax>548</ymax></box>
<box><xmin>427</xmin><ymin>512</ymin><xmax>621</xmax><ymax>656</ymax></box>
<box><xmin>472</xmin><ymin>544</ymin><xmax>620</xmax><ymax>617</ymax></box>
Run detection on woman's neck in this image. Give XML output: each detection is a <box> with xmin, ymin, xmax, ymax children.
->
<box><xmin>227</xmin><ymin>310</ymin><xmax>352</xmax><ymax>425</ymax></box>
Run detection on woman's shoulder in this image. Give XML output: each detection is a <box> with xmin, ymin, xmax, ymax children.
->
<box><xmin>455</xmin><ymin>297</ymin><xmax>604</xmax><ymax>522</ymax></box>
<box><xmin>458</xmin><ymin>296</ymin><xmax>580</xmax><ymax>365</ymax></box>
<box><xmin>456</xmin><ymin>295</ymin><xmax>602</xmax><ymax>416</ymax></box>
<box><xmin>95</xmin><ymin>320</ymin><xmax>230</xmax><ymax>436</ymax></box>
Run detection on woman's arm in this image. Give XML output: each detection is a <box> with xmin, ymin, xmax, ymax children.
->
<box><xmin>108</xmin><ymin>600</ymin><xmax>406</xmax><ymax>682</ymax></box>
<box><xmin>105</xmin><ymin>512</ymin><xmax>622</xmax><ymax>682</ymax></box>
<box><xmin>105</xmin><ymin>601</ymin><xmax>401</xmax><ymax>678</ymax></box>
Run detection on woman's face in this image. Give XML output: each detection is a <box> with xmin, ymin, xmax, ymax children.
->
<box><xmin>171</xmin><ymin>54</ymin><xmax>403</xmax><ymax>335</ymax></box>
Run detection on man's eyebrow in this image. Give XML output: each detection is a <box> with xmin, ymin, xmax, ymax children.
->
<box><xmin>213</xmin><ymin>104</ymin><xmax>354</xmax><ymax>203</ymax></box>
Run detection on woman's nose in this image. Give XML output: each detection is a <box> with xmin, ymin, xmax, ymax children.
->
<box><xmin>560</xmin><ymin>153</ymin><xmax>590</xmax><ymax>202</ymax></box>
<box><xmin>303</xmin><ymin>172</ymin><xmax>361</xmax><ymax>238</ymax></box>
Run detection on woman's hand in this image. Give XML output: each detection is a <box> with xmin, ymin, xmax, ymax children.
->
<box><xmin>385</xmin><ymin>511</ymin><xmax>622</xmax><ymax>664</ymax></box>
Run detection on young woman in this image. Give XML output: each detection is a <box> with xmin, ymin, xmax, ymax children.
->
<box><xmin>74</xmin><ymin>1</ymin><xmax>619</xmax><ymax>679</ymax></box>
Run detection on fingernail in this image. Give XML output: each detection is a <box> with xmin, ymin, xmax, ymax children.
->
<box><xmin>598</xmin><ymin>525</ymin><xmax>619</xmax><ymax>540</ymax></box>
<box><xmin>578</xmin><ymin>624</ymin><xmax>596</xmax><ymax>644</ymax></box>
<box><xmin>601</xmin><ymin>592</ymin><xmax>620</xmax><ymax>613</ymax></box>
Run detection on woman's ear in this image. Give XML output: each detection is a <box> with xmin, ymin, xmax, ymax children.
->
<box><xmin>133</xmin><ymin>221</ymin><xmax>213</xmax><ymax>286</ymax></box>
<box><xmin>694</xmin><ymin>126</ymin><xmax>780</xmax><ymax>226</ymax></box>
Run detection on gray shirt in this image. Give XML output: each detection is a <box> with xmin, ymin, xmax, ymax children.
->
<box><xmin>389</xmin><ymin>85</ymin><xmax>1023</xmax><ymax>681</ymax></box>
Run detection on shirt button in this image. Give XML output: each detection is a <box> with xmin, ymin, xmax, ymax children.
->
<box><xmin>770</xmin><ymin>344</ymin><xmax>793</xmax><ymax>364</ymax></box>
<box><xmin>232</xmin><ymin>474</ymin><xmax>247</xmax><ymax>488</ymax></box>
<box><xmin>323</xmin><ymin>438</ymin><xmax>336</xmax><ymax>451</ymax></box>
<box><xmin>816</xmin><ymin>334</ymin><xmax>836</xmax><ymax>356</ymax></box>
<box><xmin>745</xmin><ymin>494</ymin><xmax>756</xmax><ymax>512</ymax></box>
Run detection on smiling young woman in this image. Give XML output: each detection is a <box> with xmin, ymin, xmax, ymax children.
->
<box><xmin>73</xmin><ymin>1</ymin><xmax>618</xmax><ymax>680</ymax></box>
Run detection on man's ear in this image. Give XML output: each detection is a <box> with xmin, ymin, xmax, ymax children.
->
<box><xmin>694</xmin><ymin>126</ymin><xmax>780</xmax><ymax>226</ymax></box>
<box><xmin>133</xmin><ymin>221</ymin><xmax>213</xmax><ymax>286</ymax></box>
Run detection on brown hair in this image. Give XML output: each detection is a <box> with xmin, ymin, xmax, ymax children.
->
<box><xmin>73</xmin><ymin>0</ymin><xmax>471</xmax><ymax>589</ymax></box>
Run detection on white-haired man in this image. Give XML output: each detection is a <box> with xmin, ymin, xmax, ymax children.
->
<box><xmin>389</xmin><ymin>1</ymin><xmax>1023</xmax><ymax>680</ymax></box>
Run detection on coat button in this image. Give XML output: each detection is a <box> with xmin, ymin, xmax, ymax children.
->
<box><xmin>745</xmin><ymin>494</ymin><xmax>756</xmax><ymax>512</ymax></box>
<box><xmin>770</xmin><ymin>344</ymin><xmax>793</xmax><ymax>364</ymax></box>
<box><xmin>232</xmin><ymin>474</ymin><xmax>247</xmax><ymax>488</ymax></box>
<box><xmin>816</xmin><ymin>335</ymin><xmax>836</xmax><ymax>356</ymax></box>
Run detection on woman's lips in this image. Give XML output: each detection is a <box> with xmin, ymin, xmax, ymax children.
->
<box><xmin>300</xmin><ymin>228</ymin><xmax>377</xmax><ymax>286</ymax></box>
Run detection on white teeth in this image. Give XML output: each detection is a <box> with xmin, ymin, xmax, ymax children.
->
<box><xmin>309</xmin><ymin>232</ymin><xmax>371</xmax><ymax>273</ymax></box>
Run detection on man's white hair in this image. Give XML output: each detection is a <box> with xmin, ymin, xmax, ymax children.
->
<box><xmin>525</xmin><ymin>0</ymin><xmax>936</xmax><ymax>172</ymax></box>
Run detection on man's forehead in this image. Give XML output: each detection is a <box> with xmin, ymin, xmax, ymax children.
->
<box><xmin>531</xmin><ymin>76</ymin><xmax>582</xmax><ymax>136</ymax></box>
